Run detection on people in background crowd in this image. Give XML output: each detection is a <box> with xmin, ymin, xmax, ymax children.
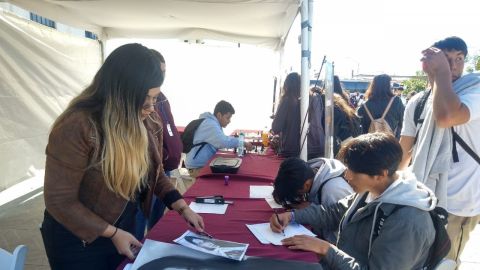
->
<box><xmin>357</xmin><ymin>74</ymin><xmax>405</xmax><ymax>138</ymax></box>
<box><xmin>272</xmin><ymin>72</ymin><xmax>301</xmax><ymax>157</ymax></box>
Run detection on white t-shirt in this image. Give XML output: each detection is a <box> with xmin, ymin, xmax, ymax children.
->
<box><xmin>447</xmin><ymin>88</ymin><xmax>480</xmax><ymax>217</ymax></box>
<box><xmin>400</xmin><ymin>91</ymin><xmax>425</xmax><ymax>137</ymax></box>
<box><xmin>401</xmin><ymin>88</ymin><xmax>480</xmax><ymax>217</ymax></box>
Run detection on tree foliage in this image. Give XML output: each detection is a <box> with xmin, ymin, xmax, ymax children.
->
<box><xmin>402</xmin><ymin>71</ymin><xmax>428</xmax><ymax>95</ymax></box>
<box><xmin>465</xmin><ymin>53</ymin><xmax>480</xmax><ymax>73</ymax></box>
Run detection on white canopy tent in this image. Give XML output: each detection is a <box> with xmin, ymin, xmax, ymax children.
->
<box><xmin>6</xmin><ymin>0</ymin><xmax>301</xmax><ymax>50</ymax></box>
<box><xmin>0</xmin><ymin>0</ymin><xmax>320</xmax><ymax>192</ymax></box>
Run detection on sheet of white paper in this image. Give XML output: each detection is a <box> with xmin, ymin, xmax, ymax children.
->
<box><xmin>131</xmin><ymin>239</ymin><xmax>215</xmax><ymax>270</ymax></box>
<box><xmin>249</xmin><ymin>185</ymin><xmax>274</xmax><ymax>198</ymax></box>
<box><xmin>123</xmin><ymin>263</ymin><xmax>132</xmax><ymax>270</ymax></box>
<box><xmin>265</xmin><ymin>197</ymin><xmax>283</xmax><ymax>209</ymax></box>
<box><xmin>189</xmin><ymin>202</ymin><xmax>228</xmax><ymax>214</ymax></box>
<box><xmin>246</xmin><ymin>224</ymin><xmax>270</xmax><ymax>244</ymax></box>
<box><xmin>246</xmin><ymin>223</ymin><xmax>316</xmax><ymax>245</ymax></box>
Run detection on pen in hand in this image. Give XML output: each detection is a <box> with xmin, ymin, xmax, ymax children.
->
<box><xmin>275</xmin><ymin>211</ymin><xmax>286</xmax><ymax>236</ymax></box>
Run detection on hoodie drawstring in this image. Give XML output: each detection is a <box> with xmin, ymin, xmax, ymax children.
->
<box><xmin>368</xmin><ymin>202</ymin><xmax>383</xmax><ymax>259</ymax></box>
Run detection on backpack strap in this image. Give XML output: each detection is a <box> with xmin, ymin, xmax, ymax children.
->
<box><xmin>380</xmin><ymin>97</ymin><xmax>395</xmax><ymax>120</ymax></box>
<box><xmin>451</xmin><ymin>127</ymin><xmax>480</xmax><ymax>164</ymax></box>
<box><xmin>192</xmin><ymin>142</ymin><xmax>209</xmax><ymax>159</ymax></box>
<box><xmin>362</xmin><ymin>103</ymin><xmax>375</xmax><ymax>122</ymax></box>
<box><xmin>414</xmin><ymin>90</ymin><xmax>431</xmax><ymax>127</ymax></box>
<box><xmin>413</xmin><ymin>90</ymin><xmax>432</xmax><ymax>145</ymax></box>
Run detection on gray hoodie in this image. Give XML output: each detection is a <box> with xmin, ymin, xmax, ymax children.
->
<box><xmin>306</xmin><ymin>158</ymin><xmax>353</xmax><ymax>243</ymax></box>
<box><xmin>295</xmin><ymin>171</ymin><xmax>437</xmax><ymax>270</ymax></box>
<box><xmin>308</xmin><ymin>158</ymin><xmax>353</xmax><ymax>206</ymax></box>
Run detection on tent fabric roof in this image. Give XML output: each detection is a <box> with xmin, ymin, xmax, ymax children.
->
<box><xmin>7</xmin><ymin>0</ymin><xmax>300</xmax><ymax>49</ymax></box>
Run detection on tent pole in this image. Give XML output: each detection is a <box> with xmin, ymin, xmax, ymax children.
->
<box><xmin>299</xmin><ymin>0</ymin><xmax>311</xmax><ymax>161</ymax></box>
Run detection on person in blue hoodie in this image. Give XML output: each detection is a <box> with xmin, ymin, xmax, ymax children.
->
<box><xmin>185</xmin><ymin>100</ymin><xmax>253</xmax><ymax>177</ymax></box>
<box><xmin>270</xmin><ymin>133</ymin><xmax>436</xmax><ymax>270</ymax></box>
<box><xmin>272</xmin><ymin>157</ymin><xmax>353</xmax><ymax>243</ymax></box>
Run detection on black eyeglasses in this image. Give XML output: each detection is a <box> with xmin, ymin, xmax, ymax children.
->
<box><xmin>281</xmin><ymin>192</ymin><xmax>309</xmax><ymax>208</ymax></box>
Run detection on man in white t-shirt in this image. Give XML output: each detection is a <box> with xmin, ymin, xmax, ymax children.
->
<box><xmin>399</xmin><ymin>36</ymin><xmax>480</xmax><ymax>267</ymax></box>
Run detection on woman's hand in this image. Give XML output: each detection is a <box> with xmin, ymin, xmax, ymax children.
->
<box><xmin>181</xmin><ymin>207</ymin><xmax>205</xmax><ymax>232</ymax></box>
<box><xmin>110</xmin><ymin>228</ymin><xmax>143</xmax><ymax>260</ymax></box>
<box><xmin>282</xmin><ymin>235</ymin><xmax>332</xmax><ymax>256</ymax></box>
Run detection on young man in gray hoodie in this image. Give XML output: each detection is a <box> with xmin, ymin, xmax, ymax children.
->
<box><xmin>272</xmin><ymin>157</ymin><xmax>353</xmax><ymax>243</ymax></box>
<box><xmin>270</xmin><ymin>133</ymin><xmax>437</xmax><ymax>270</ymax></box>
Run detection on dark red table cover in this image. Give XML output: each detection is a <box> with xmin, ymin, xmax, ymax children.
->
<box><xmin>117</xmin><ymin>152</ymin><xmax>318</xmax><ymax>269</ymax></box>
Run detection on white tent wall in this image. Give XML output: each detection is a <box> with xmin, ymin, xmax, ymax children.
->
<box><xmin>0</xmin><ymin>10</ymin><xmax>101</xmax><ymax>191</ymax></box>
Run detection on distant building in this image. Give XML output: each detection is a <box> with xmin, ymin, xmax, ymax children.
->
<box><xmin>310</xmin><ymin>79</ymin><xmax>371</xmax><ymax>93</ymax></box>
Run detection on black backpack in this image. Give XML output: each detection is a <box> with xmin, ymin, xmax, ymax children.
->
<box><xmin>413</xmin><ymin>89</ymin><xmax>480</xmax><ymax>165</ymax></box>
<box><xmin>181</xmin><ymin>118</ymin><xmax>208</xmax><ymax>159</ymax></box>
<box><xmin>372</xmin><ymin>205</ymin><xmax>451</xmax><ymax>270</ymax></box>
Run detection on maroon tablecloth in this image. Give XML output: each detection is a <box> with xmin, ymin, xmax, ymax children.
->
<box><xmin>117</xmin><ymin>153</ymin><xmax>319</xmax><ymax>269</ymax></box>
<box><xmin>197</xmin><ymin>151</ymin><xmax>283</xmax><ymax>181</ymax></box>
<box><xmin>142</xmin><ymin>198</ymin><xmax>318</xmax><ymax>263</ymax></box>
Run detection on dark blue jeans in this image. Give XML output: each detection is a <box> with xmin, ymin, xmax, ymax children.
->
<box><xmin>41</xmin><ymin>203</ymin><xmax>136</xmax><ymax>270</ymax></box>
<box><xmin>134</xmin><ymin>171</ymin><xmax>169</xmax><ymax>240</ymax></box>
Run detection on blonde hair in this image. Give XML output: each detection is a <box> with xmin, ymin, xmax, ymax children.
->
<box><xmin>52</xmin><ymin>43</ymin><xmax>163</xmax><ymax>200</ymax></box>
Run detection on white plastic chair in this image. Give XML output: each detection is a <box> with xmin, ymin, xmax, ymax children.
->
<box><xmin>433</xmin><ymin>258</ymin><xmax>456</xmax><ymax>270</ymax></box>
<box><xmin>0</xmin><ymin>245</ymin><xmax>28</xmax><ymax>270</ymax></box>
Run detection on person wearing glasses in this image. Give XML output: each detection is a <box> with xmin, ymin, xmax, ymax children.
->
<box><xmin>134</xmin><ymin>50</ymin><xmax>184</xmax><ymax>240</ymax></box>
<box><xmin>270</xmin><ymin>133</ymin><xmax>437</xmax><ymax>270</ymax></box>
<box><xmin>41</xmin><ymin>43</ymin><xmax>205</xmax><ymax>270</ymax></box>
<box><xmin>272</xmin><ymin>157</ymin><xmax>352</xmax><ymax>243</ymax></box>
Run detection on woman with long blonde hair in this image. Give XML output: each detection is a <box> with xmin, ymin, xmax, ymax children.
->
<box><xmin>41</xmin><ymin>43</ymin><xmax>204</xmax><ymax>269</ymax></box>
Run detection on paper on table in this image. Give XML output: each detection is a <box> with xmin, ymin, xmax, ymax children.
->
<box><xmin>246</xmin><ymin>224</ymin><xmax>270</xmax><ymax>244</ymax></box>
<box><xmin>131</xmin><ymin>239</ymin><xmax>216</xmax><ymax>270</ymax></box>
<box><xmin>246</xmin><ymin>223</ymin><xmax>316</xmax><ymax>245</ymax></box>
<box><xmin>249</xmin><ymin>185</ymin><xmax>274</xmax><ymax>199</ymax></box>
<box><xmin>189</xmin><ymin>202</ymin><xmax>228</xmax><ymax>214</ymax></box>
<box><xmin>265</xmin><ymin>197</ymin><xmax>283</xmax><ymax>209</ymax></box>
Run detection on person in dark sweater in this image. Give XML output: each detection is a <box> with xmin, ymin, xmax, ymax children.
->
<box><xmin>272</xmin><ymin>72</ymin><xmax>301</xmax><ymax>157</ymax></box>
<box><xmin>357</xmin><ymin>74</ymin><xmax>405</xmax><ymax>138</ymax></box>
<box><xmin>134</xmin><ymin>50</ymin><xmax>184</xmax><ymax>240</ymax></box>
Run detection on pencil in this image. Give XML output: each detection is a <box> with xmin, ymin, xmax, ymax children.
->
<box><xmin>275</xmin><ymin>212</ymin><xmax>286</xmax><ymax>236</ymax></box>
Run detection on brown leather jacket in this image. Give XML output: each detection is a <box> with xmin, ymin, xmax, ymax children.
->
<box><xmin>44</xmin><ymin>110</ymin><xmax>182</xmax><ymax>243</ymax></box>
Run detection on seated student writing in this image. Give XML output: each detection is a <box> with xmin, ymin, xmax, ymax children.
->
<box><xmin>270</xmin><ymin>133</ymin><xmax>437</xmax><ymax>270</ymax></box>
<box><xmin>185</xmin><ymin>100</ymin><xmax>253</xmax><ymax>177</ymax></box>
<box><xmin>272</xmin><ymin>157</ymin><xmax>353</xmax><ymax>243</ymax></box>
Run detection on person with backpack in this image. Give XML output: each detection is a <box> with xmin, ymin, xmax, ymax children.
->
<box><xmin>271</xmin><ymin>133</ymin><xmax>440</xmax><ymax>270</ymax></box>
<box><xmin>184</xmin><ymin>100</ymin><xmax>253</xmax><ymax>177</ymax></box>
<box><xmin>357</xmin><ymin>74</ymin><xmax>405</xmax><ymax>138</ymax></box>
<box><xmin>400</xmin><ymin>36</ymin><xmax>480</xmax><ymax>267</ymax></box>
<box><xmin>272</xmin><ymin>157</ymin><xmax>353</xmax><ymax>243</ymax></box>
